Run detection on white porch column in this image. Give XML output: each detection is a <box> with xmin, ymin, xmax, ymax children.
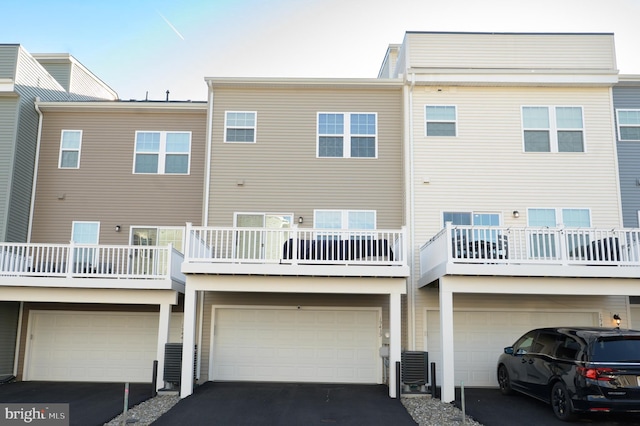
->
<box><xmin>156</xmin><ymin>303</ymin><xmax>171</xmax><ymax>391</ymax></box>
<box><xmin>389</xmin><ymin>291</ymin><xmax>402</xmax><ymax>398</ymax></box>
<box><xmin>180</xmin><ymin>285</ymin><xmax>197</xmax><ymax>398</ymax></box>
<box><xmin>439</xmin><ymin>287</ymin><xmax>455</xmax><ymax>402</ymax></box>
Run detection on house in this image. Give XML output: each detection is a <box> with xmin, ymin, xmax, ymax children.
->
<box><xmin>381</xmin><ymin>32</ymin><xmax>638</xmax><ymax>403</ymax></box>
<box><xmin>2</xmin><ymin>95</ymin><xmax>207</xmax><ymax>387</ymax></box>
<box><xmin>0</xmin><ymin>45</ymin><xmax>116</xmax><ymax>381</ymax></box>
<box><xmin>613</xmin><ymin>75</ymin><xmax>640</xmax><ymax>328</ymax></box>
<box><xmin>178</xmin><ymin>78</ymin><xmax>409</xmax><ymax>398</ymax></box>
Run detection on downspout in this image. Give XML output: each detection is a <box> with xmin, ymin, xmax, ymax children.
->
<box><xmin>28</xmin><ymin>97</ymin><xmax>44</xmax><ymax>242</ymax></box>
<box><xmin>407</xmin><ymin>73</ymin><xmax>416</xmax><ymax>350</ymax></box>
<box><xmin>203</xmin><ymin>81</ymin><xmax>214</xmax><ymax>227</ymax></box>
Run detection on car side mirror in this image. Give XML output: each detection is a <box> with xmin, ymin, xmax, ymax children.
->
<box><xmin>504</xmin><ymin>346</ymin><xmax>514</xmax><ymax>355</ymax></box>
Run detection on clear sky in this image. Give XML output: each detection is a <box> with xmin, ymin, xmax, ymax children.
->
<box><xmin>2</xmin><ymin>0</ymin><xmax>640</xmax><ymax>101</ymax></box>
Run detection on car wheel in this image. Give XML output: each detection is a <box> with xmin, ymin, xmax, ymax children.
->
<box><xmin>497</xmin><ymin>365</ymin><xmax>513</xmax><ymax>395</ymax></box>
<box><xmin>551</xmin><ymin>382</ymin><xmax>576</xmax><ymax>422</ymax></box>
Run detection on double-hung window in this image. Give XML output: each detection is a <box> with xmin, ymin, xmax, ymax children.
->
<box><xmin>134</xmin><ymin>131</ymin><xmax>191</xmax><ymax>174</ymax></box>
<box><xmin>522</xmin><ymin>106</ymin><xmax>584</xmax><ymax>152</ymax></box>
<box><xmin>317</xmin><ymin>113</ymin><xmax>377</xmax><ymax>158</ymax></box>
<box><xmin>59</xmin><ymin>130</ymin><xmax>82</xmax><ymax>169</ymax></box>
<box><xmin>225</xmin><ymin>111</ymin><xmax>257</xmax><ymax>143</ymax></box>
<box><xmin>617</xmin><ymin>109</ymin><xmax>640</xmax><ymax>141</ymax></box>
<box><xmin>425</xmin><ymin>106</ymin><xmax>457</xmax><ymax>136</ymax></box>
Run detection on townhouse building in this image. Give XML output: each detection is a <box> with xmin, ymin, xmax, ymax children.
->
<box><xmin>0</xmin><ymin>45</ymin><xmax>116</xmax><ymax>381</ymax></box>
<box><xmin>613</xmin><ymin>75</ymin><xmax>640</xmax><ymax>329</ymax></box>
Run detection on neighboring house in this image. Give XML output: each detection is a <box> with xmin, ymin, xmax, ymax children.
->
<box><xmin>613</xmin><ymin>75</ymin><xmax>640</xmax><ymax>329</ymax></box>
<box><xmin>381</xmin><ymin>31</ymin><xmax>638</xmax><ymax>403</ymax></box>
<box><xmin>179</xmin><ymin>78</ymin><xmax>409</xmax><ymax>398</ymax></box>
<box><xmin>0</xmin><ymin>45</ymin><xmax>116</xmax><ymax>381</ymax></box>
<box><xmin>1</xmin><ymin>98</ymin><xmax>207</xmax><ymax>387</ymax></box>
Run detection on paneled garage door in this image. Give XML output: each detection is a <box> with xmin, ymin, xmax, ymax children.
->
<box><xmin>426</xmin><ymin>310</ymin><xmax>599</xmax><ymax>387</ymax></box>
<box><xmin>26</xmin><ymin>311</ymin><xmax>182</xmax><ymax>382</ymax></box>
<box><xmin>212</xmin><ymin>308</ymin><xmax>380</xmax><ymax>383</ymax></box>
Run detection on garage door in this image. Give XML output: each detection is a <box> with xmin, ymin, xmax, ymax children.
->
<box><xmin>426</xmin><ymin>310</ymin><xmax>599</xmax><ymax>387</ymax></box>
<box><xmin>26</xmin><ymin>311</ymin><xmax>182</xmax><ymax>382</ymax></box>
<box><xmin>212</xmin><ymin>308</ymin><xmax>380</xmax><ymax>383</ymax></box>
<box><xmin>631</xmin><ymin>306</ymin><xmax>640</xmax><ymax>330</ymax></box>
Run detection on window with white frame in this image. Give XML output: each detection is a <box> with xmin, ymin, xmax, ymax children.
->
<box><xmin>59</xmin><ymin>130</ymin><xmax>82</xmax><ymax>169</ymax></box>
<box><xmin>617</xmin><ymin>109</ymin><xmax>640</xmax><ymax>141</ymax></box>
<box><xmin>426</xmin><ymin>106</ymin><xmax>457</xmax><ymax>137</ymax></box>
<box><xmin>225</xmin><ymin>111</ymin><xmax>257</xmax><ymax>143</ymax></box>
<box><xmin>314</xmin><ymin>210</ymin><xmax>376</xmax><ymax>230</ymax></box>
<box><xmin>442</xmin><ymin>211</ymin><xmax>500</xmax><ymax>227</ymax></box>
<box><xmin>71</xmin><ymin>221</ymin><xmax>100</xmax><ymax>268</ymax></box>
<box><xmin>528</xmin><ymin>208</ymin><xmax>591</xmax><ymax>258</ymax></box>
<box><xmin>134</xmin><ymin>131</ymin><xmax>191</xmax><ymax>174</ymax></box>
<box><xmin>522</xmin><ymin>106</ymin><xmax>584</xmax><ymax>152</ymax></box>
<box><xmin>317</xmin><ymin>113</ymin><xmax>377</xmax><ymax>158</ymax></box>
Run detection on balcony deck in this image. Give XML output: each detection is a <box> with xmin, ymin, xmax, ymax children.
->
<box><xmin>0</xmin><ymin>242</ymin><xmax>185</xmax><ymax>291</ymax></box>
<box><xmin>182</xmin><ymin>224</ymin><xmax>410</xmax><ymax>277</ymax></box>
<box><xmin>419</xmin><ymin>224</ymin><xmax>640</xmax><ymax>286</ymax></box>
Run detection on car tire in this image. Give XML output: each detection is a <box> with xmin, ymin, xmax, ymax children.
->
<box><xmin>551</xmin><ymin>382</ymin><xmax>576</xmax><ymax>422</ymax></box>
<box><xmin>497</xmin><ymin>365</ymin><xmax>513</xmax><ymax>395</ymax></box>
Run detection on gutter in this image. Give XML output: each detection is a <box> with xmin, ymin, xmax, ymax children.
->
<box><xmin>27</xmin><ymin>98</ymin><xmax>44</xmax><ymax>242</ymax></box>
<box><xmin>407</xmin><ymin>73</ymin><xmax>416</xmax><ymax>350</ymax></box>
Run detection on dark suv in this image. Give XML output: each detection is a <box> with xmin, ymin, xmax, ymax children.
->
<box><xmin>497</xmin><ymin>327</ymin><xmax>640</xmax><ymax>421</ymax></box>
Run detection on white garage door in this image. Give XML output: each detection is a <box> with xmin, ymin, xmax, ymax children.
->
<box><xmin>631</xmin><ymin>306</ymin><xmax>640</xmax><ymax>330</ymax></box>
<box><xmin>426</xmin><ymin>310</ymin><xmax>599</xmax><ymax>387</ymax></box>
<box><xmin>26</xmin><ymin>311</ymin><xmax>182</xmax><ymax>382</ymax></box>
<box><xmin>212</xmin><ymin>308</ymin><xmax>380</xmax><ymax>383</ymax></box>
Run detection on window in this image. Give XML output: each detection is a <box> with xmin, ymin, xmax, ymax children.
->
<box><xmin>59</xmin><ymin>130</ymin><xmax>82</xmax><ymax>168</ymax></box>
<box><xmin>71</xmin><ymin>221</ymin><xmax>99</xmax><ymax>269</ymax></box>
<box><xmin>443</xmin><ymin>211</ymin><xmax>500</xmax><ymax>227</ymax></box>
<box><xmin>314</xmin><ymin>210</ymin><xmax>376</xmax><ymax>230</ymax></box>
<box><xmin>225</xmin><ymin>112</ymin><xmax>257</xmax><ymax>143</ymax></box>
<box><xmin>134</xmin><ymin>131</ymin><xmax>191</xmax><ymax>174</ymax></box>
<box><xmin>522</xmin><ymin>106</ymin><xmax>584</xmax><ymax>152</ymax></box>
<box><xmin>528</xmin><ymin>208</ymin><xmax>591</xmax><ymax>258</ymax></box>
<box><xmin>131</xmin><ymin>226</ymin><xmax>185</xmax><ymax>253</ymax></box>
<box><xmin>617</xmin><ymin>109</ymin><xmax>640</xmax><ymax>141</ymax></box>
<box><xmin>317</xmin><ymin>113</ymin><xmax>377</xmax><ymax>158</ymax></box>
<box><xmin>425</xmin><ymin>106</ymin><xmax>456</xmax><ymax>136</ymax></box>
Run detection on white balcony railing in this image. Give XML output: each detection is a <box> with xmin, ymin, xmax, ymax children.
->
<box><xmin>0</xmin><ymin>242</ymin><xmax>184</xmax><ymax>283</ymax></box>
<box><xmin>185</xmin><ymin>223</ymin><xmax>407</xmax><ymax>267</ymax></box>
<box><xmin>420</xmin><ymin>223</ymin><xmax>640</xmax><ymax>272</ymax></box>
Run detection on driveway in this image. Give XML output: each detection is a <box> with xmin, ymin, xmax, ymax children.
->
<box><xmin>456</xmin><ymin>388</ymin><xmax>640</xmax><ymax>426</ymax></box>
<box><xmin>0</xmin><ymin>381</ymin><xmax>153</xmax><ymax>426</ymax></box>
<box><xmin>153</xmin><ymin>382</ymin><xmax>417</xmax><ymax>426</ymax></box>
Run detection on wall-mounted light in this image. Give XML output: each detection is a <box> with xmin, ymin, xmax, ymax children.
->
<box><xmin>613</xmin><ymin>314</ymin><xmax>621</xmax><ymax>327</ymax></box>
<box><xmin>298</xmin><ymin>216</ymin><xmax>303</xmax><ymax>224</ymax></box>
<box><xmin>512</xmin><ymin>210</ymin><xmax>520</xmax><ymax>218</ymax></box>
<box><xmin>114</xmin><ymin>225</ymin><xmax>121</xmax><ymax>232</ymax></box>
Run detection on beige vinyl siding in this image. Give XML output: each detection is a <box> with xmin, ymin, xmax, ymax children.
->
<box><xmin>31</xmin><ymin>109</ymin><xmax>206</xmax><ymax>244</ymax></box>
<box><xmin>414</xmin><ymin>286</ymin><xmax>629</xmax><ymax>352</ymax></box>
<box><xmin>405</xmin><ymin>33</ymin><xmax>616</xmax><ymax>71</ymax></box>
<box><xmin>209</xmin><ymin>87</ymin><xmax>404</xmax><ymax>229</ymax></box>
<box><xmin>199</xmin><ymin>290</ymin><xmax>389</xmax><ymax>382</ymax></box>
<box><xmin>412</xmin><ymin>86</ymin><xmax>620</xmax><ymax>241</ymax></box>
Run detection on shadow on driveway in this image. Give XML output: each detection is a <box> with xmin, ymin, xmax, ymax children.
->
<box><xmin>154</xmin><ymin>382</ymin><xmax>417</xmax><ymax>426</ymax></box>
<box><xmin>455</xmin><ymin>388</ymin><xmax>640</xmax><ymax>426</ymax></box>
<box><xmin>0</xmin><ymin>381</ymin><xmax>153</xmax><ymax>426</ymax></box>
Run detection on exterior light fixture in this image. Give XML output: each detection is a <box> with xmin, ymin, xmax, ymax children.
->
<box><xmin>115</xmin><ymin>225</ymin><xmax>121</xmax><ymax>232</ymax></box>
<box><xmin>298</xmin><ymin>217</ymin><xmax>303</xmax><ymax>224</ymax></box>
<box><xmin>613</xmin><ymin>314</ymin><xmax>621</xmax><ymax>327</ymax></box>
<box><xmin>512</xmin><ymin>210</ymin><xmax>520</xmax><ymax>218</ymax></box>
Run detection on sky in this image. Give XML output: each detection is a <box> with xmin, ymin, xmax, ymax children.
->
<box><xmin>2</xmin><ymin>0</ymin><xmax>640</xmax><ymax>101</ymax></box>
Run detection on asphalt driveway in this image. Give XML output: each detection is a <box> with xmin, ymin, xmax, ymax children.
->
<box><xmin>0</xmin><ymin>381</ymin><xmax>153</xmax><ymax>426</ymax></box>
<box><xmin>153</xmin><ymin>382</ymin><xmax>417</xmax><ymax>426</ymax></box>
<box><xmin>456</xmin><ymin>388</ymin><xmax>640</xmax><ymax>426</ymax></box>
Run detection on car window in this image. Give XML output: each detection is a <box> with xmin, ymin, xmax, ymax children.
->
<box><xmin>533</xmin><ymin>331</ymin><xmax>557</xmax><ymax>355</ymax></box>
<box><xmin>554</xmin><ymin>336</ymin><xmax>580</xmax><ymax>360</ymax></box>
<box><xmin>514</xmin><ymin>331</ymin><xmax>537</xmax><ymax>355</ymax></box>
<box><xmin>591</xmin><ymin>336</ymin><xmax>640</xmax><ymax>362</ymax></box>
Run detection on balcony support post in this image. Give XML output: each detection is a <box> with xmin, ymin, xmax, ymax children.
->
<box><xmin>439</xmin><ymin>284</ymin><xmax>455</xmax><ymax>403</ymax></box>
<box><xmin>156</xmin><ymin>303</ymin><xmax>171</xmax><ymax>391</ymax></box>
<box><xmin>389</xmin><ymin>291</ymin><xmax>402</xmax><ymax>398</ymax></box>
<box><xmin>180</xmin><ymin>285</ymin><xmax>197</xmax><ymax>398</ymax></box>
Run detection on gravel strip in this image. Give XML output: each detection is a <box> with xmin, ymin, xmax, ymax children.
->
<box><xmin>104</xmin><ymin>392</ymin><xmax>483</xmax><ymax>426</ymax></box>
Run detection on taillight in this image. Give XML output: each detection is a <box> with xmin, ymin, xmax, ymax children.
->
<box><xmin>577</xmin><ymin>367</ymin><xmax>616</xmax><ymax>381</ymax></box>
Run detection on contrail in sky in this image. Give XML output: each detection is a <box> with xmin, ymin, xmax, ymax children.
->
<box><xmin>156</xmin><ymin>10</ymin><xmax>185</xmax><ymax>40</ymax></box>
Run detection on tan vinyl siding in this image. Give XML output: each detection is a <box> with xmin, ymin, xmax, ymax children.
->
<box><xmin>405</xmin><ymin>33</ymin><xmax>616</xmax><ymax>71</ymax></box>
<box><xmin>209</xmin><ymin>86</ymin><xmax>404</xmax><ymax>229</ymax></box>
<box><xmin>411</xmin><ymin>86</ymin><xmax>620</xmax><ymax>240</ymax></box>
<box><xmin>414</xmin><ymin>286</ymin><xmax>629</xmax><ymax>351</ymax></box>
<box><xmin>199</xmin><ymin>291</ymin><xmax>389</xmax><ymax>381</ymax></box>
<box><xmin>31</xmin><ymin>109</ymin><xmax>207</xmax><ymax>244</ymax></box>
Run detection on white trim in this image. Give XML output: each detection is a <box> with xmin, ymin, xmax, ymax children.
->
<box><xmin>133</xmin><ymin>131</ymin><xmax>192</xmax><ymax>175</ymax></box>
<box><xmin>58</xmin><ymin>130</ymin><xmax>83</xmax><ymax>169</ymax></box>
<box><xmin>316</xmin><ymin>112</ymin><xmax>378</xmax><ymax>159</ymax></box>
<box><xmin>224</xmin><ymin>111</ymin><xmax>257</xmax><ymax>143</ymax></box>
<box><xmin>13</xmin><ymin>302</ymin><xmax>23</xmax><ymax>377</ymax></box>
